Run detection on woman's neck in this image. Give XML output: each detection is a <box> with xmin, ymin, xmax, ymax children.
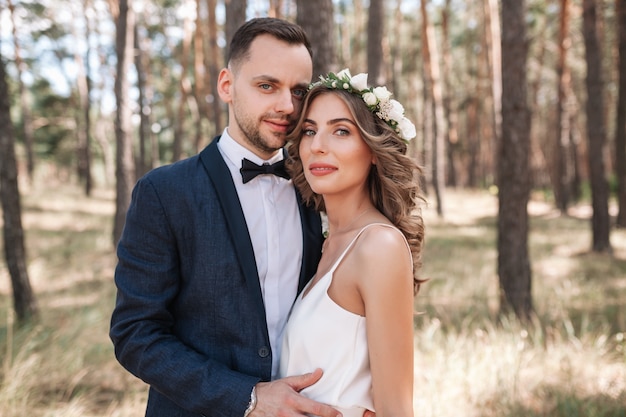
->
<box><xmin>324</xmin><ymin>195</ymin><xmax>374</xmax><ymax>236</ymax></box>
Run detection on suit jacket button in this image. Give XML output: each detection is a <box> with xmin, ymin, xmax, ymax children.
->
<box><xmin>258</xmin><ymin>346</ymin><xmax>270</xmax><ymax>358</ymax></box>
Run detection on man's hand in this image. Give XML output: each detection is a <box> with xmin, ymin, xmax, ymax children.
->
<box><xmin>251</xmin><ymin>368</ymin><xmax>340</xmax><ymax>417</ymax></box>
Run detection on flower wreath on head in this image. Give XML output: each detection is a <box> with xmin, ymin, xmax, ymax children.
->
<box><xmin>310</xmin><ymin>68</ymin><xmax>417</xmax><ymax>142</ymax></box>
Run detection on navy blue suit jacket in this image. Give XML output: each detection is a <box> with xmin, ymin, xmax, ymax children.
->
<box><xmin>110</xmin><ymin>137</ymin><xmax>323</xmax><ymax>417</ymax></box>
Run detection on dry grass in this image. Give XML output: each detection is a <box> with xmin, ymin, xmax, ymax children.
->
<box><xmin>0</xmin><ymin>184</ymin><xmax>624</xmax><ymax>416</ymax></box>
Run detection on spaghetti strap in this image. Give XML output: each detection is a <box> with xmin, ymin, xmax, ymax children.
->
<box><xmin>326</xmin><ymin>223</ymin><xmax>410</xmax><ymax>275</ymax></box>
<box><xmin>300</xmin><ymin>223</ymin><xmax>411</xmax><ymax>300</ymax></box>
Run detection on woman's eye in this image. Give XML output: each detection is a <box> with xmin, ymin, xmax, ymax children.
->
<box><xmin>302</xmin><ymin>128</ymin><xmax>316</xmax><ymax>136</ymax></box>
<box><xmin>336</xmin><ymin>128</ymin><xmax>350</xmax><ymax>136</ymax></box>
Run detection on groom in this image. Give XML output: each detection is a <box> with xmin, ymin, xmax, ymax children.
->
<box><xmin>110</xmin><ymin>18</ymin><xmax>335</xmax><ymax>417</ymax></box>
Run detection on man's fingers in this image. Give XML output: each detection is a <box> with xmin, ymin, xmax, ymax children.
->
<box><xmin>286</xmin><ymin>368</ymin><xmax>324</xmax><ymax>392</ymax></box>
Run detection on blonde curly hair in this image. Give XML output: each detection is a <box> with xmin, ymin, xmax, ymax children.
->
<box><xmin>286</xmin><ymin>85</ymin><xmax>426</xmax><ymax>294</ymax></box>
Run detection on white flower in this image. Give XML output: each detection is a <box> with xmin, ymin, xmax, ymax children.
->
<box><xmin>373</xmin><ymin>86</ymin><xmax>392</xmax><ymax>101</ymax></box>
<box><xmin>398</xmin><ymin>117</ymin><xmax>416</xmax><ymax>140</ymax></box>
<box><xmin>362</xmin><ymin>92</ymin><xmax>378</xmax><ymax>106</ymax></box>
<box><xmin>314</xmin><ymin>69</ymin><xmax>416</xmax><ymax>143</ymax></box>
<box><xmin>376</xmin><ymin>100</ymin><xmax>393</xmax><ymax>121</ymax></box>
<box><xmin>388</xmin><ymin>99</ymin><xmax>405</xmax><ymax>122</ymax></box>
<box><xmin>336</xmin><ymin>68</ymin><xmax>351</xmax><ymax>80</ymax></box>
<box><xmin>350</xmin><ymin>73</ymin><xmax>369</xmax><ymax>91</ymax></box>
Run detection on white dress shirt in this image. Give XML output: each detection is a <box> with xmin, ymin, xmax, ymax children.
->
<box><xmin>218</xmin><ymin>129</ymin><xmax>303</xmax><ymax>379</ymax></box>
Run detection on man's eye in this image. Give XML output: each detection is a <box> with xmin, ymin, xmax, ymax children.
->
<box><xmin>292</xmin><ymin>89</ymin><xmax>307</xmax><ymax>98</ymax></box>
<box><xmin>260</xmin><ymin>84</ymin><xmax>272</xmax><ymax>90</ymax></box>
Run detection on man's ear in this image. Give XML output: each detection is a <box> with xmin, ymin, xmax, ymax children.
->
<box><xmin>217</xmin><ymin>68</ymin><xmax>233</xmax><ymax>103</ymax></box>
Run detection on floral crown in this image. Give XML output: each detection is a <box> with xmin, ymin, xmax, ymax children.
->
<box><xmin>310</xmin><ymin>68</ymin><xmax>417</xmax><ymax>142</ymax></box>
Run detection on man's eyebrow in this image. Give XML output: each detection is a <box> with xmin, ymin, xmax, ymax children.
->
<box><xmin>251</xmin><ymin>75</ymin><xmax>280</xmax><ymax>83</ymax></box>
<box><xmin>250</xmin><ymin>75</ymin><xmax>309</xmax><ymax>90</ymax></box>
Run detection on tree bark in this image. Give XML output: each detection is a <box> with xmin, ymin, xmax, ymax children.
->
<box><xmin>498</xmin><ymin>0</ymin><xmax>533</xmax><ymax>322</ymax></box>
<box><xmin>7</xmin><ymin>0</ymin><xmax>35</xmax><ymax>183</ymax></box>
<box><xmin>442</xmin><ymin>0</ymin><xmax>459</xmax><ymax>188</ymax></box>
<box><xmin>173</xmin><ymin>5</ymin><xmax>194</xmax><ymax>162</ymax></box>
<box><xmin>0</xmin><ymin>55</ymin><xmax>38</xmax><ymax>323</ymax></box>
<box><xmin>484</xmin><ymin>0</ymin><xmax>501</xmax><ymax>184</ymax></box>
<box><xmin>134</xmin><ymin>23</ymin><xmax>154</xmax><ymax>177</ymax></box>
<box><xmin>582</xmin><ymin>0</ymin><xmax>611</xmax><ymax>252</ymax></box>
<box><xmin>206</xmin><ymin>0</ymin><xmax>223</xmax><ymax>141</ymax></box>
<box><xmin>420</xmin><ymin>0</ymin><xmax>445</xmax><ymax>216</ymax></box>
<box><xmin>555</xmin><ymin>0</ymin><xmax>573</xmax><ymax>212</ymax></box>
<box><xmin>296</xmin><ymin>0</ymin><xmax>336</xmax><ymax>78</ymax></box>
<box><xmin>366</xmin><ymin>0</ymin><xmax>385</xmax><ymax>85</ymax></box>
<box><xmin>616</xmin><ymin>0</ymin><xmax>626</xmax><ymax>228</ymax></box>
<box><xmin>224</xmin><ymin>0</ymin><xmax>247</xmax><ymax>59</ymax></box>
<box><xmin>113</xmin><ymin>0</ymin><xmax>136</xmax><ymax>246</ymax></box>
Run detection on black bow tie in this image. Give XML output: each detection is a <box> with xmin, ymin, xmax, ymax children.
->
<box><xmin>240</xmin><ymin>158</ymin><xmax>290</xmax><ymax>184</ymax></box>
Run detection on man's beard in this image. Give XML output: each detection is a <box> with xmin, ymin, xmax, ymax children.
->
<box><xmin>235</xmin><ymin>111</ymin><xmax>291</xmax><ymax>154</ymax></box>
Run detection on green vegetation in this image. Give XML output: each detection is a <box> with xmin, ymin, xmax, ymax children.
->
<box><xmin>0</xmin><ymin>185</ymin><xmax>624</xmax><ymax>416</ymax></box>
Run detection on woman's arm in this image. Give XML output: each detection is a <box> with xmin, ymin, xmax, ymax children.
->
<box><xmin>357</xmin><ymin>226</ymin><xmax>415</xmax><ymax>417</ymax></box>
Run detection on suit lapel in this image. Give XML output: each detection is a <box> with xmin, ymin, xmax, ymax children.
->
<box><xmin>200</xmin><ymin>138</ymin><xmax>266</xmax><ymax>317</ymax></box>
<box><xmin>200</xmin><ymin>138</ymin><xmax>323</xmax><ymax>299</ymax></box>
<box><xmin>295</xmin><ymin>191</ymin><xmax>324</xmax><ymax>292</ymax></box>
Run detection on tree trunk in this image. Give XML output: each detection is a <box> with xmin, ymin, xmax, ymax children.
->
<box><xmin>498</xmin><ymin>0</ymin><xmax>533</xmax><ymax>322</ymax></box>
<box><xmin>616</xmin><ymin>0</ymin><xmax>626</xmax><ymax>228</ymax></box>
<box><xmin>420</xmin><ymin>2</ymin><xmax>433</xmax><ymax>194</ymax></box>
<box><xmin>74</xmin><ymin>0</ymin><xmax>93</xmax><ymax>196</ymax></box>
<box><xmin>224</xmin><ymin>0</ymin><xmax>247</xmax><ymax>58</ymax></box>
<box><xmin>194</xmin><ymin>0</ymin><xmax>209</xmax><ymax>152</ymax></box>
<box><xmin>206</xmin><ymin>0</ymin><xmax>223</xmax><ymax>140</ymax></box>
<box><xmin>555</xmin><ymin>0</ymin><xmax>573</xmax><ymax>212</ymax></box>
<box><xmin>269</xmin><ymin>0</ymin><xmax>284</xmax><ymax>18</ymax></box>
<box><xmin>466</xmin><ymin>98</ymin><xmax>480</xmax><ymax>188</ymax></box>
<box><xmin>420</xmin><ymin>0</ymin><xmax>445</xmax><ymax>216</ymax></box>
<box><xmin>484</xmin><ymin>0</ymin><xmax>501</xmax><ymax>185</ymax></box>
<box><xmin>352</xmin><ymin>0</ymin><xmax>366</xmax><ymax>71</ymax></box>
<box><xmin>366</xmin><ymin>0</ymin><xmax>385</xmax><ymax>85</ymax></box>
<box><xmin>529</xmin><ymin>14</ymin><xmax>551</xmax><ymax>188</ymax></box>
<box><xmin>113</xmin><ymin>0</ymin><xmax>136</xmax><ymax>246</ymax></box>
<box><xmin>7</xmin><ymin>0</ymin><xmax>35</xmax><ymax>183</ymax></box>
<box><xmin>174</xmin><ymin>6</ymin><xmax>194</xmax><ymax>162</ymax></box>
<box><xmin>0</xmin><ymin>55</ymin><xmax>38</xmax><ymax>323</ymax></box>
<box><xmin>134</xmin><ymin>23</ymin><xmax>154</xmax><ymax>177</ymax></box>
<box><xmin>582</xmin><ymin>0</ymin><xmax>611</xmax><ymax>252</ymax></box>
<box><xmin>93</xmin><ymin>5</ymin><xmax>115</xmax><ymax>187</ymax></box>
<box><xmin>296</xmin><ymin>0</ymin><xmax>336</xmax><ymax>78</ymax></box>
<box><xmin>442</xmin><ymin>0</ymin><xmax>459</xmax><ymax>188</ymax></box>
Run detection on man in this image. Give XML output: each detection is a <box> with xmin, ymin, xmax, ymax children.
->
<box><xmin>110</xmin><ymin>18</ymin><xmax>337</xmax><ymax>417</ymax></box>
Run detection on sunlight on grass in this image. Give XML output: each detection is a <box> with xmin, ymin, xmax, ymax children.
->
<box><xmin>0</xmin><ymin>185</ymin><xmax>625</xmax><ymax>416</ymax></box>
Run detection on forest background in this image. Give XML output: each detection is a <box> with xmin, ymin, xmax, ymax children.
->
<box><xmin>0</xmin><ymin>0</ymin><xmax>625</xmax><ymax>416</ymax></box>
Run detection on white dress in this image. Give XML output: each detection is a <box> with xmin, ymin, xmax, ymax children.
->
<box><xmin>279</xmin><ymin>223</ymin><xmax>406</xmax><ymax>417</ymax></box>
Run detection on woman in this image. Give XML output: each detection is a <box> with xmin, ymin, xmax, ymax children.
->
<box><xmin>281</xmin><ymin>69</ymin><xmax>425</xmax><ymax>417</ymax></box>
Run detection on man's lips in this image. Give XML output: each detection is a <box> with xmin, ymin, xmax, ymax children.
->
<box><xmin>265</xmin><ymin>119</ymin><xmax>291</xmax><ymax>133</ymax></box>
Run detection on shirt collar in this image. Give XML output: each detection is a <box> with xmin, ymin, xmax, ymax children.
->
<box><xmin>218</xmin><ymin>128</ymin><xmax>284</xmax><ymax>168</ymax></box>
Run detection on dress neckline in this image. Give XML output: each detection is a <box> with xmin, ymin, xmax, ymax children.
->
<box><xmin>301</xmin><ymin>223</ymin><xmax>396</xmax><ymax>300</ymax></box>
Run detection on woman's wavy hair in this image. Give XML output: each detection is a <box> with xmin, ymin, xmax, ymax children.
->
<box><xmin>286</xmin><ymin>85</ymin><xmax>426</xmax><ymax>294</ymax></box>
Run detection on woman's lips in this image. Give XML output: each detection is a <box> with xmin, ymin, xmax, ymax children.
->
<box><xmin>308</xmin><ymin>163</ymin><xmax>337</xmax><ymax>176</ymax></box>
